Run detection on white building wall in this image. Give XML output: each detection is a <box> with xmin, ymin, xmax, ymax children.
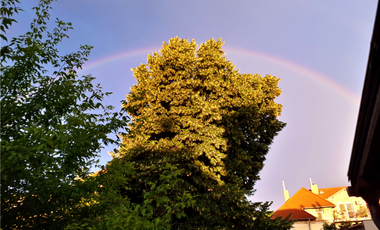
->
<box><xmin>292</xmin><ymin>221</ymin><xmax>324</xmax><ymax>230</ymax></box>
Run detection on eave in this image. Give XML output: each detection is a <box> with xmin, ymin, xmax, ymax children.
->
<box><xmin>347</xmin><ymin>1</ymin><xmax>380</xmax><ymax>227</ymax></box>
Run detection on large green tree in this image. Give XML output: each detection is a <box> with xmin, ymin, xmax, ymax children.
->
<box><xmin>65</xmin><ymin>159</ymin><xmax>194</xmax><ymax>230</ymax></box>
<box><xmin>1</xmin><ymin>0</ymin><xmax>128</xmax><ymax>228</ymax></box>
<box><xmin>119</xmin><ymin>37</ymin><xmax>292</xmax><ymax>229</ymax></box>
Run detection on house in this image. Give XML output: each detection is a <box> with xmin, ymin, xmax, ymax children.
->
<box><xmin>272</xmin><ymin>180</ymin><xmax>372</xmax><ymax>229</ymax></box>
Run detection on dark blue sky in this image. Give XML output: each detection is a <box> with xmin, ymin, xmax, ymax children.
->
<box><xmin>9</xmin><ymin>0</ymin><xmax>378</xmax><ymax>210</ymax></box>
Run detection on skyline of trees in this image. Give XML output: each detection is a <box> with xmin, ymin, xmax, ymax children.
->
<box><xmin>1</xmin><ymin>1</ymin><xmax>292</xmax><ymax>229</ymax></box>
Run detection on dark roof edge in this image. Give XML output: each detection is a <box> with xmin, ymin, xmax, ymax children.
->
<box><xmin>347</xmin><ymin>0</ymin><xmax>380</xmax><ymax>191</ymax></box>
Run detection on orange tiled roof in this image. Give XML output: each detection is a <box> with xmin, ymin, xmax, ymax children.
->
<box><xmin>272</xmin><ymin>209</ymin><xmax>316</xmax><ymax>220</ymax></box>
<box><xmin>272</xmin><ymin>187</ymin><xmax>335</xmax><ymax>220</ymax></box>
<box><xmin>317</xmin><ymin>186</ymin><xmax>346</xmax><ymax>199</ymax></box>
<box><xmin>279</xmin><ymin>187</ymin><xmax>335</xmax><ymax>209</ymax></box>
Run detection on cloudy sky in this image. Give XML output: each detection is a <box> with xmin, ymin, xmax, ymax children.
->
<box><xmin>10</xmin><ymin>0</ymin><xmax>378</xmax><ymax>210</ymax></box>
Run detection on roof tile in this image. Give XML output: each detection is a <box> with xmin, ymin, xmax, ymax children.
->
<box><xmin>279</xmin><ymin>188</ymin><xmax>335</xmax><ymax>210</ymax></box>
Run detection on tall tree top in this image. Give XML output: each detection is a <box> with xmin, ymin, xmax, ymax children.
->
<box><xmin>121</xmin><ymin>37</ymin><xmax>284</xmax><ymax>189</ymax></box>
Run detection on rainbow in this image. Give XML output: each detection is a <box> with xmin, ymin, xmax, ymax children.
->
<box><xmin>80</xmin><ymin>46</ymin><xmax>361</xmax><ymax>104</ymax></box>
<box><xmin>223</xmin><ymin>46</ymin><xmax>361</xmax><ymax>104</ymax></box>
<box><xmin>80</xmin><ymin>46</ymin><xmax>161</xmax><ymax>71</ymax></box>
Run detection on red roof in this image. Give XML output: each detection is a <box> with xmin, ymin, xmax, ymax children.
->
<box><xmin>272</xmin><ymin>187</ymin><xmax>335</xmax><ymax>220</ymax></box>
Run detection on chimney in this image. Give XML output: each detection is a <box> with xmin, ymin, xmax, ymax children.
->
<box><xmin>309</xmin><ymin>178</ymin><xmax>319</xmax><ymax>195</ymax></box>
<box><xmin>282</xmin><ymin>181</ymin><xmax>290</xmax><ymax>202</ymax></box>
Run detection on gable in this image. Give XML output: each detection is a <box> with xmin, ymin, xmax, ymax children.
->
<box><xmin>278</xmin><ymin>187</ymin><xmax>335</xmax><ymax>210</ymax></box>
<box><xmin>318</xmin><ymin>186</ymin><xmax>347</xmax><ymax>199</ymax></box>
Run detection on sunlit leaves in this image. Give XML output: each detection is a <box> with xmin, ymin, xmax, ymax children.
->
<box><xmin>120</xmin><ymin>37</ymin><xmax>291</xmax><ymax>229</ymax></box>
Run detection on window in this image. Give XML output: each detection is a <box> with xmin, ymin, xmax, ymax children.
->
<box><xmin>339</xmin><ymin>203</ymin><xmax>354</xmax><ymax>218</ymax></box>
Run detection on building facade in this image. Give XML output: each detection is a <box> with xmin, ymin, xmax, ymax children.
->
<box><xmin>272</xmin><ymin>182</ymin><xmax>372</xmax><ymax>229</ymax></box>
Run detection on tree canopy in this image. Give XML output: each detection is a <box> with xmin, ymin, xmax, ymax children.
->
<box><xmin>1</xmin><ymin>0</ymin><xmax>293</xmax><ymax>228</ymax></box>
<box><xmin>119</xmin><ymin>37</ymin><xmax>292</xmax><ymax>229</ymax></box>
<box><xmin>1</xmin><ymin>0</ymin><xmax>128</xmax><ymax>228</ymax></box>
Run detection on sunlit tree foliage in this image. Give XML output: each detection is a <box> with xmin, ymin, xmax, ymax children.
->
<box><xmin>120</xmin><ymin>37</ymin><xmax>292</xmax><ymax>229</ymax></box>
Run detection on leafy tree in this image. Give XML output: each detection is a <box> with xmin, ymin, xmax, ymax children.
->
<box><xmin>65</xmin><ymin>160</ymin><xmax>193</xmax><ymax>230</ymax></box>
<box><xmin>1</xmin><ymin>0</ymin><xmax>128</xmax><ymax>228</ymax></box>
<box><xmin>119</xmin><ymin>37</ymin><xmax>292</xmax><ymax>229</ymax></box>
